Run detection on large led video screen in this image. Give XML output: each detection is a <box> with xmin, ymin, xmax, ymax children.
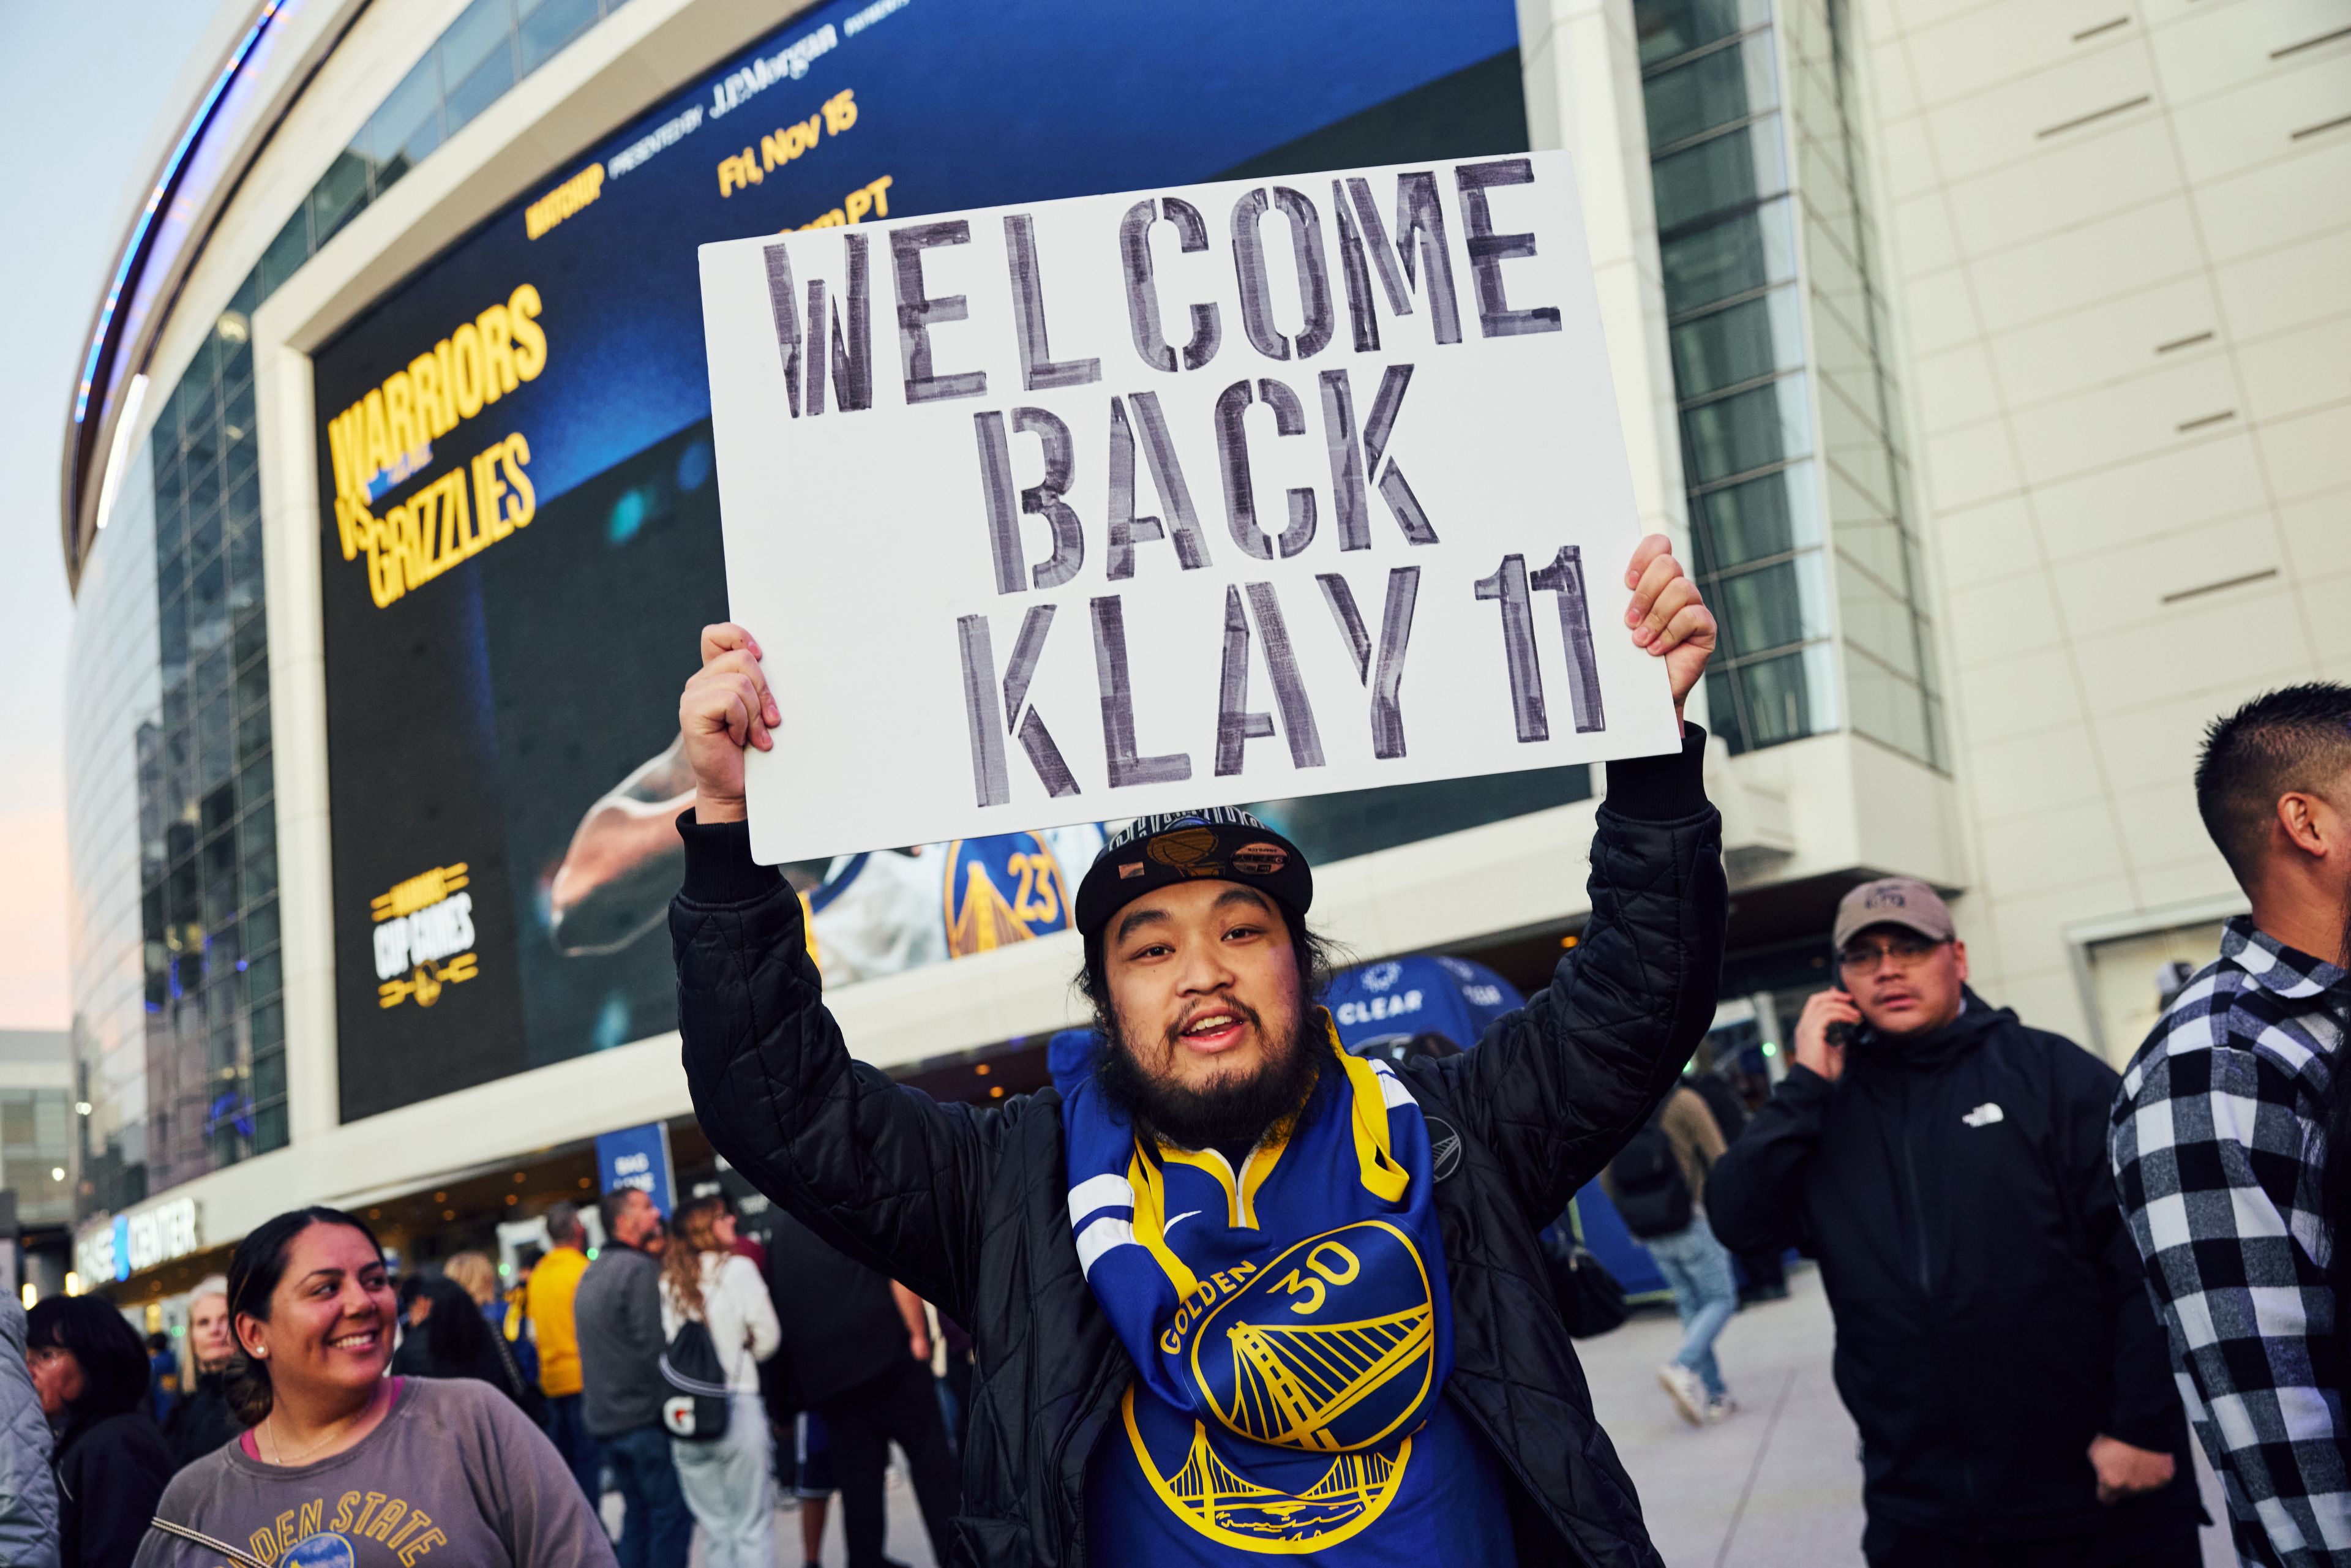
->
<box><xmin>315</xmin><ymin>0</ymin><xmax>1529</xmax><ymax>1122</ymax></box>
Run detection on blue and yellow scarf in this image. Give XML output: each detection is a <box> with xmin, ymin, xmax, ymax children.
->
<box><xmin>1063</xmin><ymin>1018</ymin><xmax>1461</xmax><ymax>1553</ymax></box>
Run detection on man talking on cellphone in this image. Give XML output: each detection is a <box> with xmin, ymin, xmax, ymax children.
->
<box><xmin>1707</xmin><ymin>879</ymin><xmax>2205</xmax><ymax>1568</ymax></box>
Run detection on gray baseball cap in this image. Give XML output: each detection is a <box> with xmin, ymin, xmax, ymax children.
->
<box><xmin>1831</xmin><ymin>877</ymin><xmax>1955</xmax><ymax>951</ymax></box>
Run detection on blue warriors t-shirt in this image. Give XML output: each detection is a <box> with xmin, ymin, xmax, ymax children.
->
<box><xmin>1062</xmin><ymin>1032</ymin><xmax>1518</xmax><ymax>1564</ymax></box>
<box><xmin>1084</xmin><ymin>1384</ymin><xmax>1516</xmax><ymax>1562</ymax></box>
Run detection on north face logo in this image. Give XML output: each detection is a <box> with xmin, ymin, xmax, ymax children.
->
<box><xmin>1961</xmin><ymin>1102</ymin><xmax>2004</xmax><ymax>1128</ymax></box>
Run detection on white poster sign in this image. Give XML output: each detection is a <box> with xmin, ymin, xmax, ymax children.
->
<box><xmin>699</xmin><ymin>151</ymin><xmax>1678</xmax><ymax>864</ymax></box>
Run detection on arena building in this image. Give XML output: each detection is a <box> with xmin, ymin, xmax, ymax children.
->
<box><xmin>56</xmin><ymin>0</ymin><xmax>2350</xmax><ymax>1307</ymax></box>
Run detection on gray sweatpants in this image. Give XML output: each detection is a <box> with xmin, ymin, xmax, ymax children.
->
<box><xmin>672</xmin><ymin>1392</ymin><xmax>774</xmax><ymax>1568</ymax></box>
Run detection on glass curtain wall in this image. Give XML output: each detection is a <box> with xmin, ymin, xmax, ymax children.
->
<box><xmin>1638</xmin><ymin>0</ymin><xmax>1835</xmax><ymax>754</ymax></box>
<box><xmin>2</xmin><ymin>1089</ymin><xmax>77</xmax><ymax>1228</ymax></box>
<box><xmin>66</xmin><ymin>438</ymin><xmax>162</xmax><ymax>1220</ymax></box>
<box><xmin>1635</xmin><ymin>0</ymin><xmax>1940</xmax><ymax>762</ymax></box>
<box><xmin>1782</xmin><ymin>0</ymin><xmax>1942</xmax><ymax>764</ymax></box>
<box><xmin>0</xmin><ymin>1035</ymin><xmax>78</xmax><ymax>1229</ymax></box>
<box><xmin>143</xmin><ymin>306</ymin><xmax>285</xmax><ymax>1187</ymax></box>
<box><xmin>253</xmin><ymin>0</ymin><xmax>636</xmax><ymax>296</ymax></box>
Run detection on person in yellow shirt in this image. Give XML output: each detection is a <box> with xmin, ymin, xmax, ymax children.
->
<box><xmin>527</xmin><ymin>1201</ymin><xmax>600</xmax><ymax>1500</ymax></box>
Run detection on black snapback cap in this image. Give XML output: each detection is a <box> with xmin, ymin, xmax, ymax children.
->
<box><xmin>1073</xmin><ymin>807</ymin><xmax>1313</xmax><ymax>939</ymax></box>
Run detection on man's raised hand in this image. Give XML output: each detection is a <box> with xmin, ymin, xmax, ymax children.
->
<box><xmin>678</xmin><ymin>621</ymin><xmax>780</xmax><ymax>826</ymax></box>
<box><xmin>1622</xmin><ymin>534</ymin><xmax>1718</xmax><ymax>722</ymax></box>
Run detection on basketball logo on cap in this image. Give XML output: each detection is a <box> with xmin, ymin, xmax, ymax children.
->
<box><xmin>1147</xmin><ymin>827</ymin><xmax>1221</xmax><ymax>873</ymax></box>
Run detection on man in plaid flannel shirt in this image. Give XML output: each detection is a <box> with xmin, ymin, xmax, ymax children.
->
<box><xmin>2113</xmin><ymin>685</ymin><xmax>2351</xmax><ymax>1567</ymax></box>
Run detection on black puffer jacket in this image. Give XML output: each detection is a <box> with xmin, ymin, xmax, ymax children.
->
<box><xmin>54</xmin><ymin>1408</ymin><xmax>173</xmax><ymax>1567</ymax></box>
<box><xmin>162</xmin><ymin>1370</ymin><xmax>241</xmax><ymax>1471</ymax></box>
<box><xmin>671</xmin><ymin>730</ymin><xmax>1727</xmax><ymax>1568</ymax></box>
<box><xmin>1707</xmin><ymin>994</ymin><xmax>2203</xmax><ymax>1547</ymax></box>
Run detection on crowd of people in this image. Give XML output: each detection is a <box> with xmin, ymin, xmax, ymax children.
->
<box><xmin>4</xmin><ymin>545</ymin><xmax>2346</xmax><ymax>1568</ymax></box>
<box><xmin>0</xmin><ymin>1182</ymin><xmax>970</xmax><ymax>1568</ymax></box>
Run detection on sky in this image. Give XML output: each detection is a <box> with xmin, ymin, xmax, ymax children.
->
<box><xmin>0</xmin><ymin>1</ymin><xmax>224</xmax><ymax>1028</ymax></box>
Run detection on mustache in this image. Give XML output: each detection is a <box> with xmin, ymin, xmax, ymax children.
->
<box><xmin>1163</xmin><ymin>994</ymin><xmax>1263</xmax><ymax>1051</ymax></box>
<box><xmin>1098</xmin><ymin>991</ymin><xmax>1321</xmax><ymax>1153</ymax></box>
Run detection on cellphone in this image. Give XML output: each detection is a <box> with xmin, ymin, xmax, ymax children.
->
<box><xmin>1823</xmin><ymin>989</ymin><xmax>1857</xmax><ymax>1048</ymax></box>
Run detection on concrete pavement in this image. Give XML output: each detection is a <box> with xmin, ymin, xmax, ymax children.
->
<box><xmin>1583</xmin><ymin>1262</ymin><xmax>2236</xmax><ymax>1567</ymax></box>
<box><xmin>700</xmin><ymin>1262</ymin><xmax>2240</xmax><ymax>1566</ymax></box>
<box><xmin>1583</xmin><ymin>1264</ymin><xmax>1869</xmax><ymax>1566</ymax></box>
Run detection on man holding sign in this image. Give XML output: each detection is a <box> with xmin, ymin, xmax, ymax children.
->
<box><xmin>678</xmin><ymin>153</ymin><xmax>1721</xmax><ymax>1564</ymax></box>
<box><xmin>669</xmin><ymin>528</ymin><xmax>1722</xmax><ymax>1567</ymax></box>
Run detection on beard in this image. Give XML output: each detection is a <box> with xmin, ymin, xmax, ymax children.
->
<box><xmin>1094</xmin><ymin>992</ymin><xmax>1323</xmax><ymax>1153</ymax></box>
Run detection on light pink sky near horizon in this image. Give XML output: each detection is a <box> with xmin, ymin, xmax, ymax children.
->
<box><xmin>0</xmin><ymin>2</ymin><xmax>225</xmax><ymax>1029</ymax></box>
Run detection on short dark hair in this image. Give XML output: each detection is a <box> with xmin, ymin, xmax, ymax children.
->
<box><xmin>2195</xmin><ymin>684</ymin><xmax>2351</xmax><ymax>883</ymax></box>
<box><xmin>222</xmin><ymin>1206</ymin><xmax>384</xmax><ymax>1425</ymax></box>
<box><xmin>404</xmin><ymin>1273</ymin><xmax>501</xmax><ymax>1376</ymax></box>
<box><xmin>543</xmin><ymin>1201</ymin><xmax>585</xmax><ymax>1247</ymax></box>
<box><xmin>26</xmin><ymin>1296</ymin><xmax>153</xmax><ymax>1425</ymax></box>
<box><xmin>598</xmin><ymin>1187</ymin><xmax>643</xmax><ymax>1237</ymax></box>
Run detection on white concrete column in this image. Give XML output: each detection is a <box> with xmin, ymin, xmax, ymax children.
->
<box><xmin>249</xmin><ymin>307</ymin><xmax>341</xmax><ymax>1149</ymax></box>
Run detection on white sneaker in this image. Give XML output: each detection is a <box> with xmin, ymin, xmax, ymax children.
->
<box><xmin>1657</xmin><ymin>1364</ymin><xmax>1706</xmax><ymax>1426</ymax></box>
<box><xmin>1704</xmin><ymin>1395</ymin><xmax>1740</xmax><ymax>1424</ymax></box>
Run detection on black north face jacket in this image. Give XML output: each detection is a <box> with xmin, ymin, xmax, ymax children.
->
<box><xmin>670</xmin><ymin>730</ymin><xmax>1727</xmax><ymax>1568</ymax></box>
<box><xmin>1706</xmin><ymin>996</ymin><xmax>2203</xmax><ymax>1550</ymax></box>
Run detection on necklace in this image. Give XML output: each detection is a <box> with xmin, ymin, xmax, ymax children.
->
<box><xmin>263</xmin><ymin>1384</ymin><xmax>380</xmax><ymax>1467</ymax></box>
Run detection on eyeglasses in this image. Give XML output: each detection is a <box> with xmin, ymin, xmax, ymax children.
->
<box><xmin>25</xmin><ymin>1346</ymin><xmax>69</xmax><ymax>1369</ymax></box>
<box><xmin>1837</xmin><ymin>935</ymin><xmax>1947</xmax><ymax>973</ymax></box>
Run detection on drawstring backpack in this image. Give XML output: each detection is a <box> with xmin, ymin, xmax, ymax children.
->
<box><xmin>659</xmin><ymin>1288</ymin><xmax>732</xmax><ymax>1441</ymax></box>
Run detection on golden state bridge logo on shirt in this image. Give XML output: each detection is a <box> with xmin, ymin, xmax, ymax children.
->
<box><xmin>1066</xmin><ymin>1030</ymin><xmax>1456</xmax><ymax>1556</ymax></box>
<box><xmin>277</xmin><ymin>1534</ymin><xmax>357</xmax><ymax>1567</ymax></box>
<box><xmin>1124</xmin><ymin>1217</ymin><xmax>1434</xmax><ymax>1548</ymax></box>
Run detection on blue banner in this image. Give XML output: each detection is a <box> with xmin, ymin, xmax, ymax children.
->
<box><xmin>596</xmin><ymin>1122</ymin><xmax>677</xmax><ymax>1217</ymax></box>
